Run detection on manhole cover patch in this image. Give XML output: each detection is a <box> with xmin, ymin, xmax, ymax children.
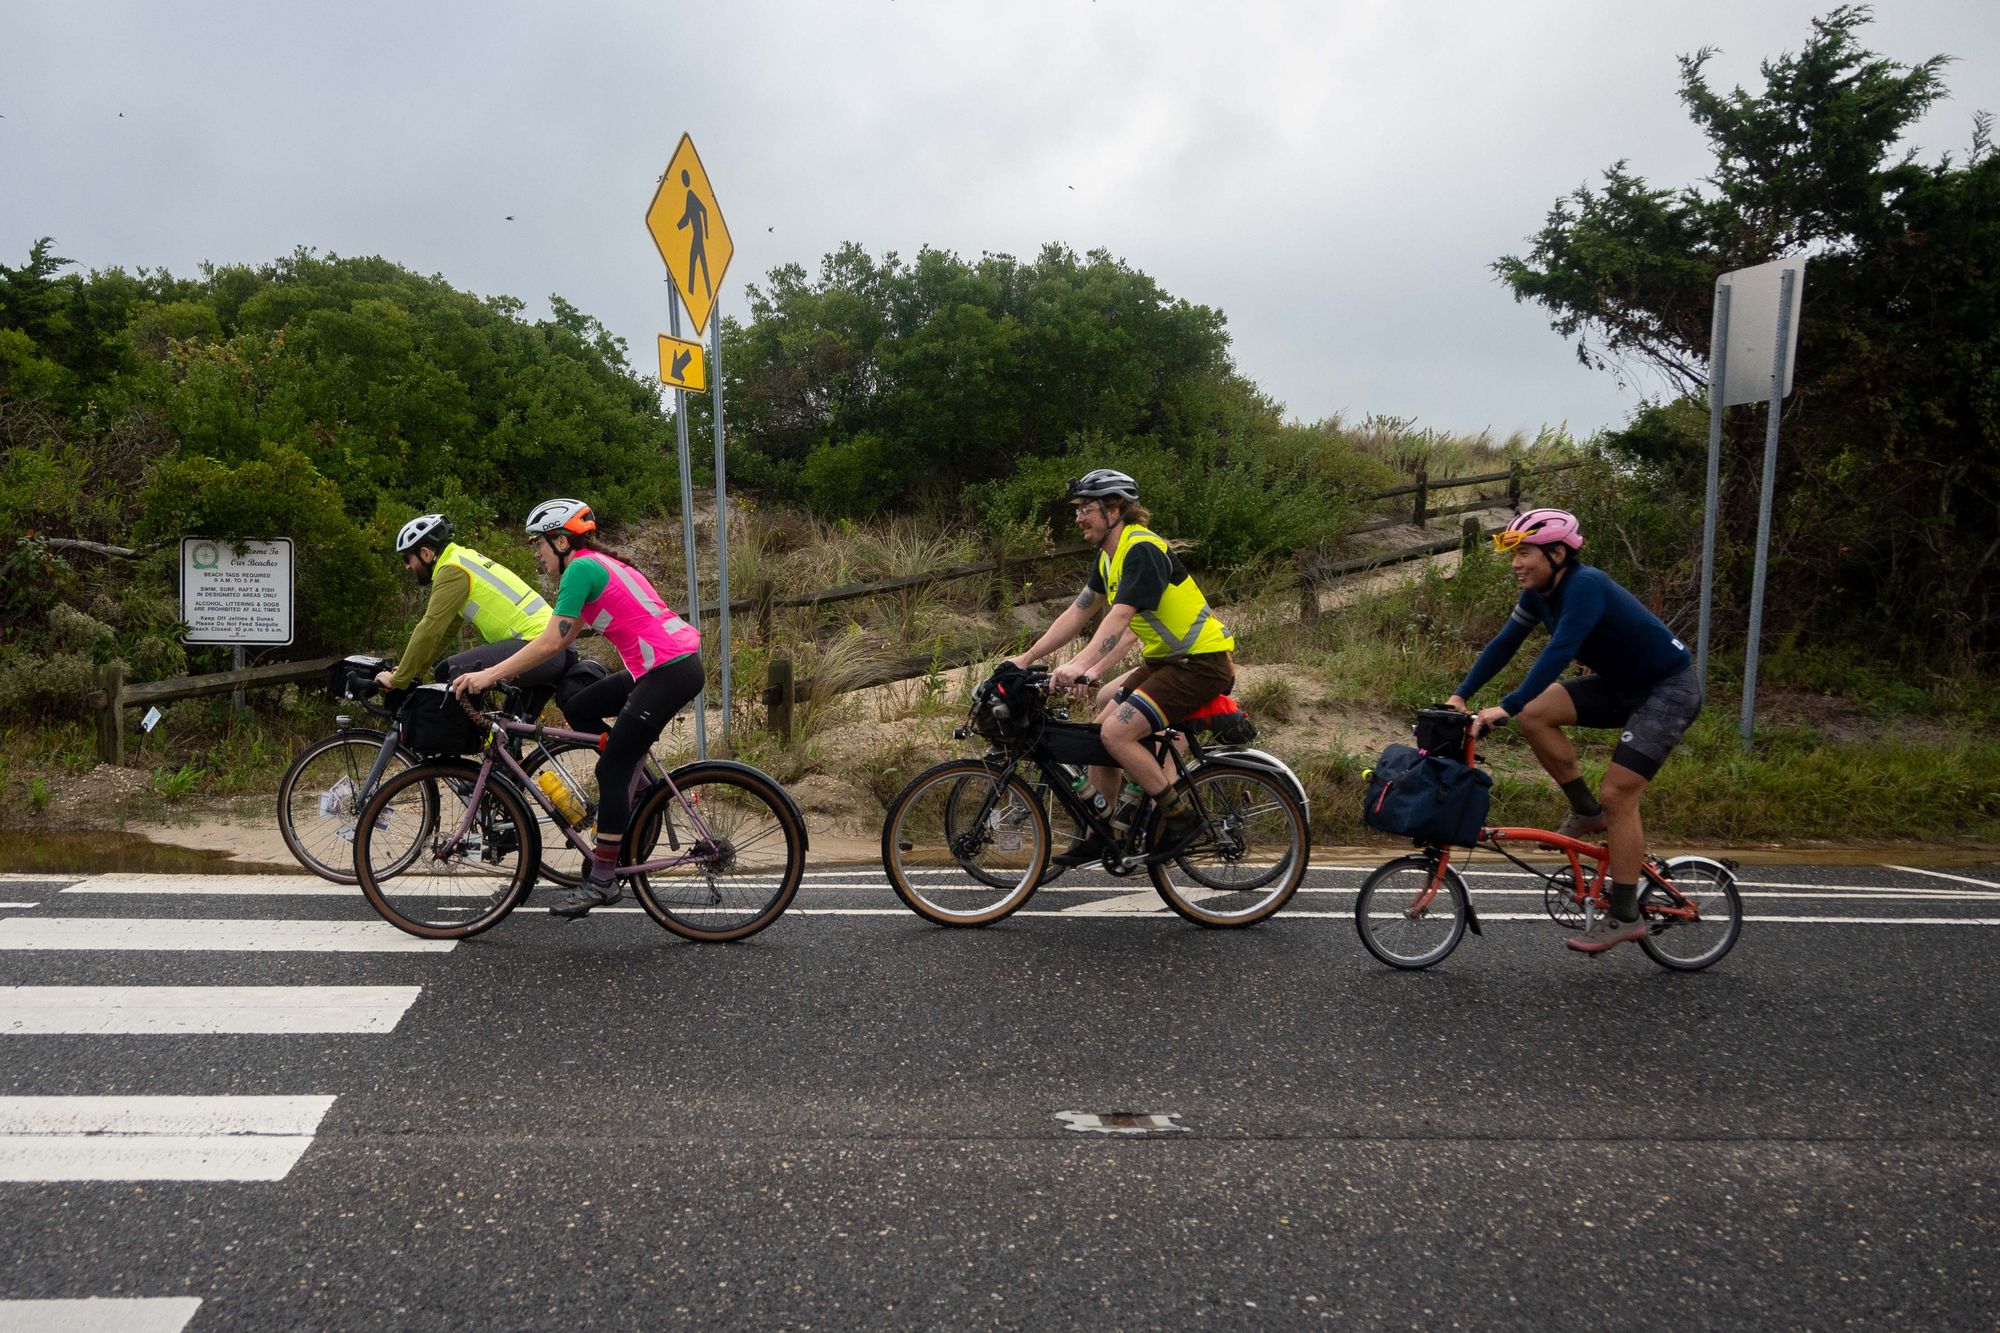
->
<box><xmin>1055</xmin><ymin>1111</ymin><xmax>1187</xmax><ymax>1135</ymax></box>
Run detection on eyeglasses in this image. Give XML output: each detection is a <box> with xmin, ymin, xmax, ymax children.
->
<box><xmin>1491</xmin><ymin>530</ymin><xmax>1530</xmax><ymax>553</ymax></box>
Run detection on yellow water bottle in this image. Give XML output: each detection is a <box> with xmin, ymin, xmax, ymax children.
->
<box><xmin>534</xmin><ymin>769</ymin><xmax>586</xmax><ymax>826</ymax></box>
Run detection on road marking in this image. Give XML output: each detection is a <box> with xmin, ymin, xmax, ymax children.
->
<box><xmin>0</xmin><ymin>986</ymin><xmax>422</xmax><ymax>1034</ymax></box>
<box><xmin>0</xmin><ymin>919</ymin><xmax>454</xmax><ymax>953</ymax></box>
<box><xmin>1885</xmin><ymin>864</ymin><xmax>2000</xmax><ymax>889</ymax></box>
<box><xmin>727</xmin><ymin>908</ymin><xmax>2000</xmax><ymax>925</ymax></box>
<box><xmin>64</xmin><ymin>875</ymin><xmax>349</xmax><ymax>895</ymax></box>
<box><xmin>0</xmin><ymin>1297</ymin><xmax>202</xmax><ymax>1332</ymax></box>
<box><xmin>1056</xmin><ymin>1110</ymin><xmax>1187</xmax><ymax>1135</ymax></box>
<box><xmin>1062</xmin><ymin>892</ymin><xmax>1168</xmax><ymax>915</ymax></box>
<box><xmin>0</xmin><ymin>1095</ymin><xmax>335</xmax><ymax>1182</ymax></box>
<box><xmin>0</xmin><ymin>903</ymin><xmax>38</xmax><ymax>910</ymax></box>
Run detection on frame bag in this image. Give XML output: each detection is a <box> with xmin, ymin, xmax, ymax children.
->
<box><xmin>398</xmin><ymin>684</ymin><xmax>485</xmax><ymax>757</ymax></box>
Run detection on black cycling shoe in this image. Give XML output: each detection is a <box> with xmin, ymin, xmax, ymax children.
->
<box><xmin>549</xmin><ymin>875</ymin><xmax>622</xmax><ymax>919</ymax></box>
<box><xmin>1051</xmin><ymin>833</ymin><xmax>1110</xmax><ymax>868</ymax></box>
<box><xmin>1149</xmin><ymin>805</ymin><xmax>1205</xmax><ymax>860</ymax></box>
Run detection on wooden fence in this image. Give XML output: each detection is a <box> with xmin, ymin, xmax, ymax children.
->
<box><xmin>79</xmin><ymin>459</ymin><xmax>1582</xmax><ymax>753</ymax></box>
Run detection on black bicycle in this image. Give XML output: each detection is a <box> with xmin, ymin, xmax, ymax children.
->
<box><xmin>879</xmin><ymin>667</ymin><xmax>1310</xmax><ymax>928</ymax></box>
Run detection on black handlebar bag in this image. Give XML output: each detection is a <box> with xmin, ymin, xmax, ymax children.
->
<box><xmin>1362</xmin><ymin>744</ymin><xmax>1492</xmax><ymax>847</ymax></box>
<box><xmin>398</xmin><ymin>684</ymin><xmax>485</xmax><ymax>756</ymax></box>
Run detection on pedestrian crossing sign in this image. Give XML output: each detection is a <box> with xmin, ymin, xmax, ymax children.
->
<box><xmin>645</xmin><ymin>133</ymin><xmax>734</xmax><ymax>335</ymax></box>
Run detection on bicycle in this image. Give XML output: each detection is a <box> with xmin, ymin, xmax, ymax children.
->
<box><xmin>881</xmin><ymin>667</ymin><xmax>1310</xmax><ymax>928</ymax></box>
<box><xmin>277</xmin><ymin>654</ymin><xmax>656</xmax><ymax>888</ymax></box>
<box><xmin>1354</xmin><ymin>707</ymin><xmax>1742</xmax><ymax>972</ymax></box>
<box><xmin>347</xmin><ymin>685</ymin><xmax>808</xmax><ymax>942</ymax></box>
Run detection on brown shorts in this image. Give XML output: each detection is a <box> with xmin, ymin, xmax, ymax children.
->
<box><xmin>1121</xmin><ymin>651</ymin><xmax>1235</xmax><ymax>729</ymax></box>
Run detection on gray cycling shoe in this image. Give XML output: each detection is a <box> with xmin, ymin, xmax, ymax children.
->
<box><xmin>1566</xmin><ymin>912</ymin><xmax>1648</xmax><ymax>953</ymax></box>
<box><xmin>1555</xmin><ymin>809</ymin><xmax>1609</xmax><ymax>839</ymax></box>
<box><xmin>550</xmin><ymin>875</ymin><xmax>622</xmax><ymax>918</ymax></box>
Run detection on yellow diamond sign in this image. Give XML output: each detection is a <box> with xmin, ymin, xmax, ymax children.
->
<box><xmin>657</xmin><ymin>333</ymin><xmax>707</xmax><ymax>393</ymax></box>
<box><xmin>646</xmin><ymin>134</ymin><xmax>733</xmax><ymax>336</ymax></box>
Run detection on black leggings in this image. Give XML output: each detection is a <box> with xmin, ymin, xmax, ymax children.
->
<box><xmin>562</xmin><ymin>654</ymin><xmax>704</xmax><ymax>837</ymax></box>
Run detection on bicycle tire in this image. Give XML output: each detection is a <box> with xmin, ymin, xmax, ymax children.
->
<box><xmin>1637</xmin><ymin>856</ymin><xmax>1742</xmax><ymax>971</ymax></box>
<box><xmin>943</xmin><ymin>769</ymin><xmax>1079</xmax><ymax>888</ymax></box>
<box><xmin>276</xmin><ymin>729</ymin><xmax>426</xmax><ymax>883</ymax></box>
<box><xmin>1148</xmin><ymin>762</ymin><xmax>1309</xmax><ymax>927</ymax></box>
<box><xmin>626</xmin><ymin>763</ymin><xmax>806</xmax><ymax>943</ymax></box>
<box><xmin>353</xmin><ymin>760</ymin><xmax>537</xmax><ymax>939</ymax></box>
<box><xmin>882</xmin><ymin>759</ymin><xmax>1050</xmax><ymax>927</ymax></box>
<box><xmin>1355</xmin><ymin>854</ymin><xmax>1470</xmax><ymax>969</ymax></box>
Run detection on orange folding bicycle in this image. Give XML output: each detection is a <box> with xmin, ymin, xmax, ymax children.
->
<box><xmin>1354</xmin><ymin>711</ymin><xmax>1743</xmax><ymax>971</ymax></box>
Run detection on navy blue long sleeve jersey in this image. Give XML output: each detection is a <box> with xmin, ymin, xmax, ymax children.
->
<box><xmin>1456</xmin><ymin>566</ymin><xmax>1691</xmax><ymax>716</ymax></box>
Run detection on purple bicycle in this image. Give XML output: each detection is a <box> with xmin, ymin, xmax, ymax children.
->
<box><xmin>349</xmin><ymin>685</ymin><xmax>807</xmax><ymax>942</ymax></box>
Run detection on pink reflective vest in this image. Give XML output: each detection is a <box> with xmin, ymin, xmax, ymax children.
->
<box><xmin>574</xmin><ymin>552</ymin><xmax>701</xmax><ymax>678</ymax></box>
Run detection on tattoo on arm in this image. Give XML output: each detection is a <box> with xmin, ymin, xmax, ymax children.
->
<box><xmin>1072</xmin><ymin>589</ymin><xmax>1097</xmax><ymax>610</ymax></box>
<box><xmin>557</xmin><ymin>619</ymin><xmax>574</xmax><ymax>639</ymax></box>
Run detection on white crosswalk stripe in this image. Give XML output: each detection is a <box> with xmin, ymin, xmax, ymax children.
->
<box><xmin>0</xmin><ymin>985</ymin><xmax>422</xmax><ymax>1034</ymax></box>
<box><xmin>0</xmin><ymin>1297</ymin><xmax>202</xmax><ymax>1332</ymax></box>
<box><xmin>0</xmin><ymin>918</ymin><xmax>454</xmax><ymax>952</ymax></box>
<box><xmin>0</xmin><ymin>1095</ymin><xmax>336</xmax><ymax>1181</ymax></box>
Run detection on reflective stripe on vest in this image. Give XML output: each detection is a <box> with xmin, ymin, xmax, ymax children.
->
<box><xmin>436</xmin><ymin>543</ymin><xmax>551</xmax><ymax>645</ymax></box>
<box><xmin>1097</xmin><ymin>525</ymin><xmax>1235</xmax><ymax>660</ymax></box>
<box><xmin>574</xmin><ymin>551</ymin><xmax>701</xmax><ymax>679</ymax></box>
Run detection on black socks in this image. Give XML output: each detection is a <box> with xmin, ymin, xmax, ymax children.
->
<box><xmin>1611</xmin><ymin>880</ymin><xmax>1639</xmax><ymax>922</ymax></box>
<box><xmin>1561</xmin><ymin>778</ymin><xmax>1602</xmax><ymax>817</ymax></box>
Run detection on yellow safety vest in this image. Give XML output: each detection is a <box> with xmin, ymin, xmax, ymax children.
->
<box><xmin>435</xmin><ymin>543</ymin><xmax>552</xmax><ymax>644</ymax></box>
<box><xmin>1098</xmin><ymin>525</ymin><xmax>1235</xmax><ymax>660</ymax></box>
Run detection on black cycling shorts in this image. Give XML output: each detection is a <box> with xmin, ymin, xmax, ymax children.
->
<box><xmin>1560</xmin><ymin>664</ymin><xmax>1703</xmax><ymax>780</ymax></box>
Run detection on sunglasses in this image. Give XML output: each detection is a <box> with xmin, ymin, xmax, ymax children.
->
<box><xmin>1491</xmin><ymin>530</ymin><xmax>1532</xmax><ymax>553</ymax></box>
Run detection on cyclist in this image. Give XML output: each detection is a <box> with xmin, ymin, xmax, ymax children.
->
<box><xmin>451</xmin><ymin>499</ymin><xmax>703</xmax><ymax>919</ymax></box>
<box><xmin>1449</xmin><ymin>507</ymin><xmax>1702</xmax><ymax>954</ymax></box>
<box><xmin>373</xmin><ymin>513</ymin><xmax>573</xmax><ymax>696</ymax></box>
<box><xmin>1008</xmin><ymin>469</ymin><xmax>1236</xmax><ymax>864</ymax></box>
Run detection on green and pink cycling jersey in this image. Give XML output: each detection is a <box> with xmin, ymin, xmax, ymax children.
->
<box><xmin>552</xmin><ymin>551</ymin><xmax>700</xmax><ymax>676</ymax></box>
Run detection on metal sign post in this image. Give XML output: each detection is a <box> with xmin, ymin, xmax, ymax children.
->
<box><xmin>709</xmin><ymin>297</ymin><xmax>733</xmax><ymax>740</ymax></box>
<box><xmin>1739</xmin><ymin>267</ymin><xmax>1798</xmax><ymax>749</ymax></box>
<box><xmin>668</xmin><ymin>294</ymin><xmax>708</xmax><ymax>759</ymax></box>
<box><xmin>1695</xmin><ymin>282</ymin><xmax>1730</xmax><ymax>685</ymax></box>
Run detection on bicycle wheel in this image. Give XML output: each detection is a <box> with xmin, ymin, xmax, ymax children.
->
<box><xmin>944</xmin><ymin>769</ymin><xmax>1080</xmax><ymax>888</ymax></box>
<box><xmin>627</xmin><ymin>763</ymin><xmax>806</xmax><ymax>943</ymax></box>
<box><xmin>354</xmin><ymin>760</ymin><xmax>536</xmax><ymax>939</ymax></box>
<box><xmin>883</xmin><ymin>759</ymin><xmax>1050</xmax><ymax>927</ymax></box>
<box><xmin>1149</xmin><ymin>762</ymin><xmax>1309</xmax><ymax>927</ymax></box>
<box><xmin>1355</xmin><ymin>854</ymin><xmax>1469</xmax><ymax>969</ymax></box>
<box><xmin>277</xmin><ymin>730</ymin><xmax>424</xmax><ymax>883</ymax></box>
<box><xmin>520</xmin><ymin>738</ymin><xmax>604</xmax><ymax>888</ymax></box>
<box><xmin>1638</xmin><ymin>856</ymin><xmax>1742</xmax><ymax>971</ymax></box>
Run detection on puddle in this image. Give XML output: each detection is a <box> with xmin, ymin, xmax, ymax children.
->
<box><xmin>0</xmin><ymin>831</ymin><xmax>299</xmax><ymax>876</ymax></box>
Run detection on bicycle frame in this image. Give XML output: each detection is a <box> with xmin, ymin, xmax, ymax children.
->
<box><xmin>1016</xmin><ymin>730</ymin><xmax>1203</xmax><ymax>873</ymax></box>
<box><xmin>1406</xmin><ymin>727</ymin><xmax>1703</xmax><ymax>925</ymax></box>
<box><xmin>437</xmin><ymin>710</ymin><xmax>719</xmax><ymax>879</ymax></box>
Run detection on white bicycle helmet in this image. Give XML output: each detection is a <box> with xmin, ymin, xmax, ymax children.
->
<box><xmin>1066</xmin><ymin>469</ymin><xmax>1139</xmax><ymax>502</ymax></box>
<box><xmin>525</xmin><ymin>498</ymin><xmax>596</xmax><ymax>538</ymax></box>
<box><xmin>395</xmin><ymin>513</ymin><xmax>453</xmax><ymax>555</ymax></box>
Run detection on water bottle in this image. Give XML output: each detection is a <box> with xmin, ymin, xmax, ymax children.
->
<box><xmin>534</xmin><ymin>769</ymin><xmax>587</xmax><ymax>826</ymax></box>
<box><xmin>1110</xmin><ymin>782</ymin><xmax>1143</xmax><ymax>837</ymax></box>
<box><xmin>1068</xmin><ymin>769</ymin><xmax>1109</xmax><ymax>816</ymax></box>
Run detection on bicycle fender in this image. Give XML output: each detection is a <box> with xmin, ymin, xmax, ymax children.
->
<box><xmin>1464</xmin><ymin>893</ymin><xmax>1483</xmax><ymax>936</ymax></box>
<box><xmin>666</xmin><ymin>759</ymin><xmax>811</xmax><ymax>851</ymax></box>
<box><xmin>1203</xmin><ymin>748</ymin><xmax>1310</xmax><ymax>817</ymax></box>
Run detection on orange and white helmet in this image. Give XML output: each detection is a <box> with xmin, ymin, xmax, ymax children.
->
<box><xmin>525</xmin><ymin>498</ymin><xmax>596</xmax><ymax>538</ymax></box>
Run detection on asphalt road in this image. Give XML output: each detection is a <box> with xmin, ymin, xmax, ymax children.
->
<box><xmin>1</xmin><ymin>859</ymin><xmax>1995</xmax><ymax>1330</ymax></box>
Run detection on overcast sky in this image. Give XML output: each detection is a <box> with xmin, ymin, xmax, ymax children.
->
<box><xmin>5</xmin><ymin>1</ymin><xmax>1995</xmax><ymax>440</ymax></box>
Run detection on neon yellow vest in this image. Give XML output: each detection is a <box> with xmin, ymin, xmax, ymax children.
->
<box><xmin>1098</xmin><ymin>524</ymin><xmax>1235</xmax><ymax>660</ymax></box>
<box><xmin>436</xmin><ymin>542</ymin><xmax>551</xmax><ymax>644</ymax></box>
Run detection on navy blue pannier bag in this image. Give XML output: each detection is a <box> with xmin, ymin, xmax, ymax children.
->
<box><xmin>1362</xmin><ymin>707</ymin><xmax>1492</xmax><ymax>847</ymax></box>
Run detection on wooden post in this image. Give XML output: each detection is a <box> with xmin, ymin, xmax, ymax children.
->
<box><xmin>1461</xmin><ymin>516</ymin><xmax>1481</xmax><ymax>558</ymax></box>
<box><xmin>1508</xmin><ymin>460</ymin><xmax>1523</xmax><ymax>510</ymax></box>
<box><xmin>94</xmin><ymin>662</ymin><xmax>125</xmax><ymax>766</ymax></box>
<box><xmin>754</xmin><ymin>578</ymin><xmax>775</xmax><ymax>643</ymax></box>
<box><xmin>1296</xmin><ymin>553</ymin><xmax>1320</xmax><ymax>626</ymax></box>
<box><xmin>767</xmin><ymin>656</ymin><xmax>794</xmax><ymax>741</ymax></box>
<box><xmin>1413</xmin><ymin>463</ymin><xmax>1428</xmax><ymax>527</ymax></box>
<box><xmin>985</xmin><ymin>535</ymin><xmax>1009</xmax><ymax>612</ymax></box>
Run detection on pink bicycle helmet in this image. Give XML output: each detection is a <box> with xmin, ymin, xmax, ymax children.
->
<box><xmin>1495</xmin><ymin>507</ymin><xmax>1584</xmax><ymax>553</ymax></box>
